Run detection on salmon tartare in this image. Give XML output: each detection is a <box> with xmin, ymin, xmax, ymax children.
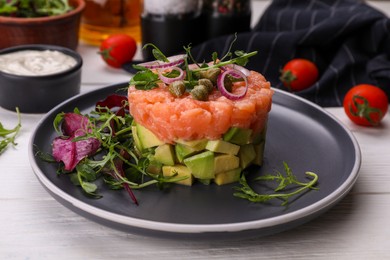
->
<box><xmin>128</xmin><ymin>47</ymin><xmax>273</xmax><ymax>186</ymax></box>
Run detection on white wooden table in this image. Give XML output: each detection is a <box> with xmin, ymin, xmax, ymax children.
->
<box><xmin>1</xmin><ymin>1</ymin><xmax>390</xmax><ymax>259</ymax></box>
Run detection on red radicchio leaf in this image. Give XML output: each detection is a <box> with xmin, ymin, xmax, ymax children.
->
<box><xmin>52</xmin><ymin>135</ymin><xmax>100</xmax><ymax>171</ymax></box>
<box><xmin>96</xmin><ymin>94</ymin><xmax>127</xmax><ymax>111</ymax></box>
<box><xmin>61</xmin><ymin>113</ymin><xmax>90</xmax><ymax>136</ymax></box>
<box><xmin>52</xmin><ymin>113</ymin><xmax>100</xmax><ymax>171</ymax></box>
<box><xmin>52</xmin><ymin>137</ymin><xmax>76</xmax><ymax>171</ymax></box>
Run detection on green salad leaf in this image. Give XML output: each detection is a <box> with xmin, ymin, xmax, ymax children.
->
<box><xmin>0</xmin><ymin>0</ymin><xmax>72</xmax><ymax>17</ymax></box>
<box><xmin>0</xmin><ymin>107</ymin><xmax>21</xmax><ymax>155</ymax></box>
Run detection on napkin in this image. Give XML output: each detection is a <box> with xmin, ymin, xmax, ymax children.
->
<box><xmin>189</xmin><ymin>0</ymin><xmax>390</xmax><ymax>107</ymax></box>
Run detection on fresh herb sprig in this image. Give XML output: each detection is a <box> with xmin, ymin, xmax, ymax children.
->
<box><xmin>130</xmin><ymin>36</ymin><xmax>257</xmax><ymax>90</ymax></box>
<box><xmin>0</xmin><ymin>107</ymin><xmax>21</xmax><ymax>155</ymax></box>
<box><xmin>234</xmin><ymin>162</ymin><xmax>319</xmax><ymax>206</ymax></box>
<box><xmin>143</xmin><ymin>43</ymin><xmax>169</xmax><ymax>62</ymax></box>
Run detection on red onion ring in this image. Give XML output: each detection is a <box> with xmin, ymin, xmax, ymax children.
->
<box><xmin>158</xmin><ymin>67</ymin><xmax>185</xmax><ymax>84</ymax></box>
<box><xmin>221</xmin><ymin>64</ymin><xmax>251</xmax><ymax>77</ymax></box>
<box><xmin>217</xmin><ymin>69</ymin><xmax>248</xmax><ymax>100</ymax></box>
<box><xmin>138</xmin><ymin>54</ymin><xmax>186</xmax><ymax>69</ymax></box>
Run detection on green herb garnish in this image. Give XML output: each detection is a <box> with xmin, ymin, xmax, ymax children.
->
<box><xmin>143</xmin><ymin>43</ymin><xmax>169</xmax><ymax>62</ymax></box>
<box><xmin>130</xmin><ymin>35</ymin><xmax>257</xmax><ymax>91</ymax></box>
<box><xmin>41</xmin><ymin>101</ymin><xmax>188</xmax><ymax>202</ymax></box>
<box><xmin>234</xmin><ymin>162</ymin><xmax>319</xmax><ymax>206</ymax></box>
<box><xmin>0</xmin><ymin>107</ymin><xmax>21</xmax><ymax>155</ymax></box>
<box><xmin>0</xmin><ymin>0</ymin><xmax>72</xmax><ymax>18</ymax></box>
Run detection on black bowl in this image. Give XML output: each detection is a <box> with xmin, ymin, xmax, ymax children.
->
<box><xmin>0</xmin><ymin>44</ymin><xmax>82</xmax><ymax>113</ymax></box>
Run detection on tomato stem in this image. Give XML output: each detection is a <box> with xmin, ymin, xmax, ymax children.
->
<box><xmin>279</xmin><ymin>69</ymin><xmax>296</xmax><ymax>90</ymax></box>
<box><xmin>98</xmin><ymin>47</ymin><xmax>115</xmax><ymax>61</ymax></box>
<box><xmin>349</xmin><ymin>95</ymin><xmax>383</xmax><ymax>126</ymax></box>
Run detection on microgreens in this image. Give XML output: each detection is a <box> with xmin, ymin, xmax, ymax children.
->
<box><xmin>234</xmin><ymin>162</ymin><xmax>319</xmax><ymax>206</ymax></box>
<box><xmin>0</xmin><ymin>107</ymin><xmax>21</xmax><ymax>155</ymax></box>
<box><xmin>130</xmin><ymin>36</ymin><xmax>258</xmax><ymax>91</ymax></box>
<box><xmin>38</xmin><ymin>98</ymin><xmax>188</xmax><ymax>203</ymax></box>
<box><xmin>0</xmin><ymin>0</ymin><xmax>72</xmax><ymax>18</ymax></box>
<box><xmin>143</xmin><ymin>43</ymin><xmax>169</xmax><ymax>62</ymax></box>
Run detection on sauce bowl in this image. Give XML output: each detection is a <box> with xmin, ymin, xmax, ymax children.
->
<box><xmin>0</xmin><ymin>44</ymin><xmax>82</xmax><ymax>113</ymax></box>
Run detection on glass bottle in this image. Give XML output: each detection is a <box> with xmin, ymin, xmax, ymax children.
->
<box><xmin>80</xmin><ymin>0</ymin><xmax>141</xmax><ymax>46</ymax></box>
<box><xmin>203</xmin><ymin>0</ymin><xmax>252</xmax><ymax>39</ymax></box>
<box><xmin>141</xmin><ymin>0</ymin><xmax>205</xmax><ymax>61</ymax></box>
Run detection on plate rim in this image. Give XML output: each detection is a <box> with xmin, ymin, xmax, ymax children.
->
<box><xmin>28</xmin><ymin>84</ymin><xmax>361</xmax><ymax>235</ymax></box>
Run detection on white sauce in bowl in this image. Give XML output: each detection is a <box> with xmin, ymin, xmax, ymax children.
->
<box><xmin>0</xmin><ymin>50</ymin><xmax>77</xmax><ymax>76</ymax></box>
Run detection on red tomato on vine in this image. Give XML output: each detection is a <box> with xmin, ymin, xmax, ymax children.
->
<box><xmin>280</xmin><ymin>59</ymin><xmax>319</xmax><ymax>91</ymax></box>
<box><xmin>343</xmin><ymin>84</ymin><xmax>388</xmax><ymax>126</ymax></box>
<box><xmin>99</xmin><ymin>34</ymin><xmax>137</xmax><ymax>68</ymax></box>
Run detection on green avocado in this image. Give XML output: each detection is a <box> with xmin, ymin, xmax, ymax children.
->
<box><xmin>223</xmin><ymin>127</ymin><xmax>253</xmax><ymax>145</ymax></box>
<box><xmin>205</xmin><ymin>139</ymin><xmax>240</xmax><ymax>155</ymax></box>
<box><xmin>214</xmin><ymin>154</ymin><xmax>240</xmax><ymax>174</ymax></box>
<box><xmin>135</xmin><ymin>123</ymin><xmax>164</xmax><ymax>150</ymax></box>
<box><xmin>175</xmin><ymin>139</ymin><xmax>208</xmax><ymax>150</ymax></box>
<box><xmin>252</xmin><ymin>125</ymin><xmax>267</xmax><ymax>144</ymax></box>
<box><xmin>253</xmin><ymin>141</ymin><xmax>265</xmax><ymax>166</ymax></box>
<box><xmin>238</xmin><ymin>144</ymin><xmax>256</xmax><ymax>169</ymax></box>
<box><xmin>154</xmin><ymin>144</ymin><xmax>176</xmax><ymax>166</ymax></box>
<box><xmin>214</xmin><ymin>168</ymin><xmax>242</xmax><ymax>186</ymax></box>
<box><xmin>183</xmin><ymin>150</ymin><xmax>215</xmax><ymax>180</ymax></box>
<box><xmin>131</xmin><ymin>125</ymin><xmax>143</xmax><ymax>152</ymax></box>
<box><xmin>175</xmin><ymin>143</ymin><xmax>200</xmax><ymax>163</ymax></box>
<box><xmin>162</xmin><ymin>165</ymin><xmax>193</xmax><ymax>186</ymax></box>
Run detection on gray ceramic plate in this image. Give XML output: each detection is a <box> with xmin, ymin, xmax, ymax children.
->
<box><xmin>29</xmin><ymin>83</ymin><xmax>361</xmax><ymax>239</ymax></box>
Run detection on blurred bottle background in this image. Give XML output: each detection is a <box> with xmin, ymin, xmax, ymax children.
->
<box><xmin>80</xmin><ymin>0</ymin><xmax>141</xmax><ymax>46</ymax></box>
<box><xmin>202</xmin><ymin>0</ymin><xmax>252</xmax><ymax>39</ymax></box>
<box><xmin>141</xmin><ymin>0</ymin><xmax>205</xmax><ymax>61</ymax></box>
<box><xmin>79</xmin><ymin>0</ymin><xmax>252</xmax><ymax>60</ymax></box>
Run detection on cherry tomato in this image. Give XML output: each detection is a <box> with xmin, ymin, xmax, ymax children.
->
<box><xmin>280</xmin><ymin>59</ymin><xmax>319</xmax><ymax>91</ymax></box>
<box><xmin>343</xmin><ymin>84</ymin><xmax>388</xmax><ymax>126</ymax></box>
<box><xmin>99</xmin><ymin>34</ymin><xmax>137</xmax><ymax>68</ymax></box>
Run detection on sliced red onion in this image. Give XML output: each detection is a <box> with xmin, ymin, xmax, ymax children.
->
<box><xmin>138</xmin><ymin>54</ymin><xmax>186</xmax><ymax>69</ymax></box>
<box><xmin>221</xmin><ymin>64</ymin><xmax>251</xmax><ymax>77</ymax></box>
<box><xmin>158</xmin><ymin>67</ymin><xmax>185</xmax><ymax>84</ymax></box>
<box><xmin>217</xmin><ymin>69</ymin><xmax>248</xmax><ymax>100</ymax></box>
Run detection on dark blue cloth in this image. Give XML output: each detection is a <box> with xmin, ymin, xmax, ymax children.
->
<box><xmin>190</xmin><ymin>0</ymin><xmax>390</xmax><ymax>107</ymax></box>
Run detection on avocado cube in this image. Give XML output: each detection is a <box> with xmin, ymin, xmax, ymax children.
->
<box><xmin>154</xmin><ymin>144</ymin><xmax>176</xmax><ymax>166</ymax></box>
<box><xmin>183</xmin><ymin>151</ymin><xmax>215</xmax><ymax>180</ymax></box>
<box><xmin>252</xmin><ymin>125</ymin><xmax>267</xmax><ymax>144</ymax></box>
<box><xmin>214</xmin><ymin>154</ymin><xmax>240</xmax><ymax>174</ymax></box>
<box><xmin>214</xmin><ymin>168</ymin><xmax>242</xmax><ymax>186</ymax></box>
<box><xmin>223</xmin><ymin>127</ymin><xmax>253</xmax><ymax>145</ymax></box>
<box><xmin>175</xmin><ymin>139</ymin><xmax>208</xmax><ymax>150</ymax></box>
<box><xmin>135</xmin><ymin>123</ymin><xmax>164</xmax><ymax>149</ymax></box>
<box><xmin>239</xmin><ymin>144</ymin><xmax>256</xmax><ymax>169</ymax></box>
<box><xmin>175</xmin><ymin>143</ymin><xmax>199</xmax><ymax>163</ymax></box>
<box><xmin>162</xmin><ymin>165</ymin><xmax>193</xmax><ymax>186</ymax></box>
<box><xmin>131</xmin><ymin>125</ymin><xmax>143</xmax><ymax>152</ymax></box>
<box><xmin>205</xmin><ymin>139</ymin><xmax>240</xmax><ymax>155</ymax></box>
<box><xmin>253</xmin><ymin>141</ymin><xmax>265</xmax><ymax>166</ymax></box>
